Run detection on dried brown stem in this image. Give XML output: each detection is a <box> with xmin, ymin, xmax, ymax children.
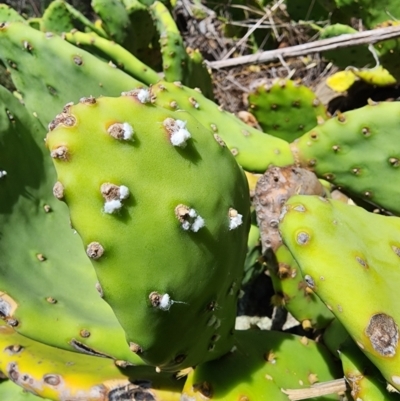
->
<box><xmin>281</xmin><ymin>378</ymin><xmax>348</xmax><ymax>401</ymax></box>
<box><xmin>208</xmin><ymin>25</ymin><xmax>400</xmax><ymax>69</ymax></box>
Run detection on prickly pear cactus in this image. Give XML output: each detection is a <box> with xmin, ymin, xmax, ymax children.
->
<box><xmin>182</xmin><ymin>329</ymin><xmax>342</xmax><ymax>400</ymax></box>
<box><xmin>280</xmin><ymin>195</ymin><xmax>400</xmax><ymax>391</ymax></box>
<box><xmin>324</xmin><ymin>319</ymin><xmax>400</xmax><ymax>401</ymax></box>
<box><xmin>253</xmin><ymin>166</ymin><xmax>334</xmax><ymax>329</ymax></box>
<box><xmin>0</xmin><ymin>321</ymin><xmax>182</xmax><ymax>401</ymax></box>
<box><xmin>291</xmin><ymin>101</ymin><xmax>400</xmax><ymax>215</ymax></box>
<box><xmin>0</xmin><ymin>22</ymin><xmax>142</xmax><ymax>128</ymax></box>
<box><xmin>46</xmin><ymin>91</ymin><xmax>251</xmax><ymax>371</ymax></box>
<box><xmin>150</xmin><ymin>81</ymin><xmax>295</xmax><ymax>172</ymax></box>
<box><xmin>0</xmin><ymin>84</ymin><xmax>143</xmax><ymax>363</ymax></box>
<box><xmin>0</xmin><ymin>379</ymin><xmax>50</xmax><ymax>401</ymax></box>
<box><xmin>40</xmin><ymin>0</ymin><xmax>107</xmax><ymax>38</ymax></box>
<box><xmin>91</xmin><ymin>0</ymin><xmax>131</xmax><ymax>44</ymax></box>
<box><xmin>248</xmin><ymin>79</ymin><xmax>328</xmax><ymax>142</ymax></box>
<box><xmin>64</xmin><ymin>30</ymin><xmax>160</xmax><ymax>85</ymax></box>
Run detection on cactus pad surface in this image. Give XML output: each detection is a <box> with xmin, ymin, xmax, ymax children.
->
<box><xmin>292</xmin><ymin>101</ymin><xmax>400</xmax><ymax>215</ymax></box>
<box><xmin>248</xmin><ymin>79</ymin><xmax>328</xmax><ymax>142</ymax></box>
<box><xmin>0</xmin><ymin>84</ymin><xmax>143</xmax><ymax>364</ymax></box>
<box><xmin>47</xmin><ymin>92</ymin><xmax>251</xmax><ymax>371</ymax></box>
<box><xmin>0</xmin><ymin>22</ymin><xmax>142</xmax><ymax>128</ymax></box>
<box><xmin>0</xmin><ymin>321</ymin><xmax>182</xmax><ymax>401</ymax></box>
<box><xmin>151</xmin><ymin>81</ymin><xmax>295</xmax><ymax>172</ymax></box>
<box><xmin>280</xmin><ymin>195</ymin><xmax>400</xmax><ymax>390</ymax></box>
<box><xmin>182</xmin><ymin>329</ymin><xmax>342</xmax><ymax>400</ymax></box>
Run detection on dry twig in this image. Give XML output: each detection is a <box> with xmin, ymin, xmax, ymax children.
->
<box><xmin>281</xmin><ymin>378</ymin><xmax>347</xmax><ymax>401</ymax></box>
<box><xmin>208</xmin><ymin>25</ymin><xmax>400</xmax><ymax>69</ymax></box>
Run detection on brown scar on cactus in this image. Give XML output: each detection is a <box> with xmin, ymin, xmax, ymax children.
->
<box><xmin>100</xmin><ymin>183</ymin><xmax>130</xmax><ymax>214</ymax></box>
<box><xmin>365</xmin><ymin>313</ymin><xmax>398</xmax><ymax>357</ymax></box>
<box><xmin>129</xmin><ymin>342</ymin><xmax>143</xmax><ymax>354</ymax></box>
<box><xmin>53</xmin><ymin>182</ymin><xmax>64</xmax><ymax>199</ymax></box>
<box><xmin>48</xmin><ymin>112</ymin><xmax>76</xmax><ymax>131</ymax></box>
<box><xmin>0</xmin><ymin>293</ymin><xmax>18</xmax><ymax>319</ymax></box>
<box><xmin>50</xmin><ymin>145</ymin><xmax>69</xmax><ymax>161</ymax></box>
<box><xmin>213</xmin><ymin>134</ymin><xmax>225</xmax><ymax>147</ymax></box>
<box><xmin>355</xmin><ymin>256</ymin><xmax>369</xmax><ymax>269</ymax></box>
<box><xmin>86</xmin><ymin>242</ymin><xmax>104</xmax><ymax>260</ymax></box>
<box><xmin>175</xmin><ymin>204</ymin><xmax>205</xmax><ymax>232</ymax></box>
<box><xmin>121</xmin><ymin>88</ymin><xmax>151</xmax><ymax>104</ymax></box>
<box><xmin>192</xmin><ymin>381</ymin><xmax>213</xmax><ymax>398</ymax></box>
<box><xmin>43</xmin><ymin>374</ymin><xmax>61</xmax><ymax>386</ymax></box>
<box><xmin>46</xmin><ymin>297</ymin><xmax>57</xmax><ymax>304</ymax></box>
<box><xmin>102</xmin><ymin>379</ymin><xmax>160</xmax><ymax>400</ymax></box>
<box><xmin>149</xmin><ymin>291</ymin><xmax>186</xmax><ymax>311</ymax></box>
<box><xmin>107</xmin><ymin>122</ymin><xmax>134</xmax><ymax>140</ymax></box>
<box><xmin>95</xmin><ymin>282</ymin><xmax>104</xmax><ymax>298</ymax></box>
<box><xmin>69</xmin><ymin>339</ymin><xmax>110</xmax><ymax>358</ymax></box>
<box><xmin>79</xmin><ymin>329</ymin><xmax>90</xmax><ymax>338</ymax></box>
<box><xmin>4</xmin><ymin>345</ymin><xmax>24</xmax><ymax>355</ymax></box>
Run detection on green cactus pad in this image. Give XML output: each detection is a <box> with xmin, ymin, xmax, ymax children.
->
<box><xmin>40</xmin><ymin>0</ymin><xmax>107</xmax><ymax>38</ymax></box>
<box><xmin>291</xmin><ymin>101</ymin><xmax>400</xmax><ymax>215</ymax></box>
<box><xmin>150</xmin><ymin>81</ymin><xmax>295</xmax><ymax>172</ymax></box>
<box><xmin>332</xmin><ymin>0</ymin><xmax>400</xmax><ymax>28</ymax></box>
<box><xmin>47</xmin><ymin>92</ymin><xmax>251</xmax><ymax>371</ymax></box>
<box><xmin>0</xmin><ymin>84</ymin><xmax>143</xmax><ymax>364</ymax></box>
<box><xmin>150</xmin><ymin>1</ymin><xmax>186</xmax><ymax>82</ymax></box>
<box><xmin>91</xmin><ymin>0</ymin><xmax>131</xmax><ymax>44</ymax></box>
<box><xmin>0</xmin><ymin>379</ymin><xmax>49</xmax><ymax>401</ymax></box>
<box><xmin>64</xmin><ymin>30</ymin><xmax>160</xmax><ymax>85</ymax></box>
<box><xmin>268</xmin><ymin>245</ymin><xmax>334</xmax><ymax>329</ymax></box>
<box><xmin>0</xmin><ymin>322</ymin><xmax>182</xmax><ymax>401</ymax></box>
<box><xmin>0</xmin><ymin>4</ymin><xmax>25</xmax><ymax>23</ymax></box>
<box><xmin>248</xmin><ymin>79</ymin><xmax>328</xmax><ymax>142</ymax></box>
<box><xmin>182</xmin><ymin>329</ymin><xmax>342</xmax><ymax>400</ymax></box>
<box><xmin>123</xmin><ymin>0</ymin><xmax>157</xmax><ymax>58</ymax></box>
<box><xmin>280</xmin><ymin>195</ymin><xmax>400</xmax><ymax>390</ymax></box>
<box><xmin>150</xmin><ymin>2</ymin><xmax>213</xmax><ymax>96</ymax></box>
<box><xmin>0</xmin><ymin>22</ymin><xmax>142</xmax><ymax>128</ymax></box>
<box><xmin>253</xmin><ymin>165</ymin><xmax>334</xmax><ymax>329</ymax></box>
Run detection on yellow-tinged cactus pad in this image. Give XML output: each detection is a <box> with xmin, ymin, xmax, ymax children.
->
<box><xmin>0</xmin><ymin>379</ymin><xmax>50</xmax><ymax>400</ymax></box>
<box><xmin>324</xmin><ymin>319</ymin><xmax>400</xmax><ymax>401</ymax></box>
<box><xmin>0</xmin><ymin>322</ymin><xmax>182</xmax><ymax>401</ymax></box>
<box><xmin>181</xmin><ymin>329</ymin><xmax>342</xmax><ymax>401</ymax></box>
<box><xmin>280</xmin><ymin>195</ymin><xmax>400</xmax><ymax>390</ymax></box>
<box><xmin>46</xmin><ymin>92</ymin><xmax>251</xmax><ymax>371</ymax></box>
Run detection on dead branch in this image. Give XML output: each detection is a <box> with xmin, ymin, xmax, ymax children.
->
<box><xmin>207</xmin><ymin>25</ymin><xmax>400</xmax><ymax>69</ymax></box>
<box><xmin>281</xmin><ymin>378</ymin><xmax>348</xmax><ymax>401</ymax></box>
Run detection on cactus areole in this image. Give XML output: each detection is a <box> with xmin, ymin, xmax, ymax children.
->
<box><xmin>46</xmin><ymin>91</ymin><xmax>251</xmax><ymax>371</ymax></box>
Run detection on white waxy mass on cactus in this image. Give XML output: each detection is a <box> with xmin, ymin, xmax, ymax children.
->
<box><xmin>159</xmin><ymin>294</ymin><xmax>172</xmax><ymax>311</ymax></box>
<box><xmin>104</xmin><ymin>199</ymin><xmax>123</xmax><ymax>214</ymax></box>
<box><xmin>191</xmin><ymin>215</ymin><xmax>205</xmax><ymax>232</ymax></box>
<box><xmin>0</xmin><ymin>170</ymin><xmax>7</xmax><ymax>178</ymax></box>
<box><xmin>118</xmin><ymin>185</ymin><xmax>130</xmax><ymax>199</ymax></box>
<box><xmin>163</xmin><ymin>118</ymin><xmax>191</xmax><ymax>147</ymax></box>
<box><xmin>136</xmin><ymin>88</ymin><xmax>151</xmax><ymax>104</ymax></box>
<box><xmin>149</xmin><ymin>291</ymin><xmax>186</xmax><ymax>311</ymax></box>
<box><xmin>175</xmin><ymin>205</ymin><xmax>205</xmax><ymax>232</ymax></box>
<box><xmin>122</xmin><ymin>123</ymin><xmax>134</xmax><ymax>140</ymax></box>
<box><xmin>228</xmin><ymin>208</ymin><xmax>243</xmax><ymax>230</ymax></box>
<box><xmin>101</xmin><ymin>183</ymin><xmax>130</xmax><ymax>214</ymax></box>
